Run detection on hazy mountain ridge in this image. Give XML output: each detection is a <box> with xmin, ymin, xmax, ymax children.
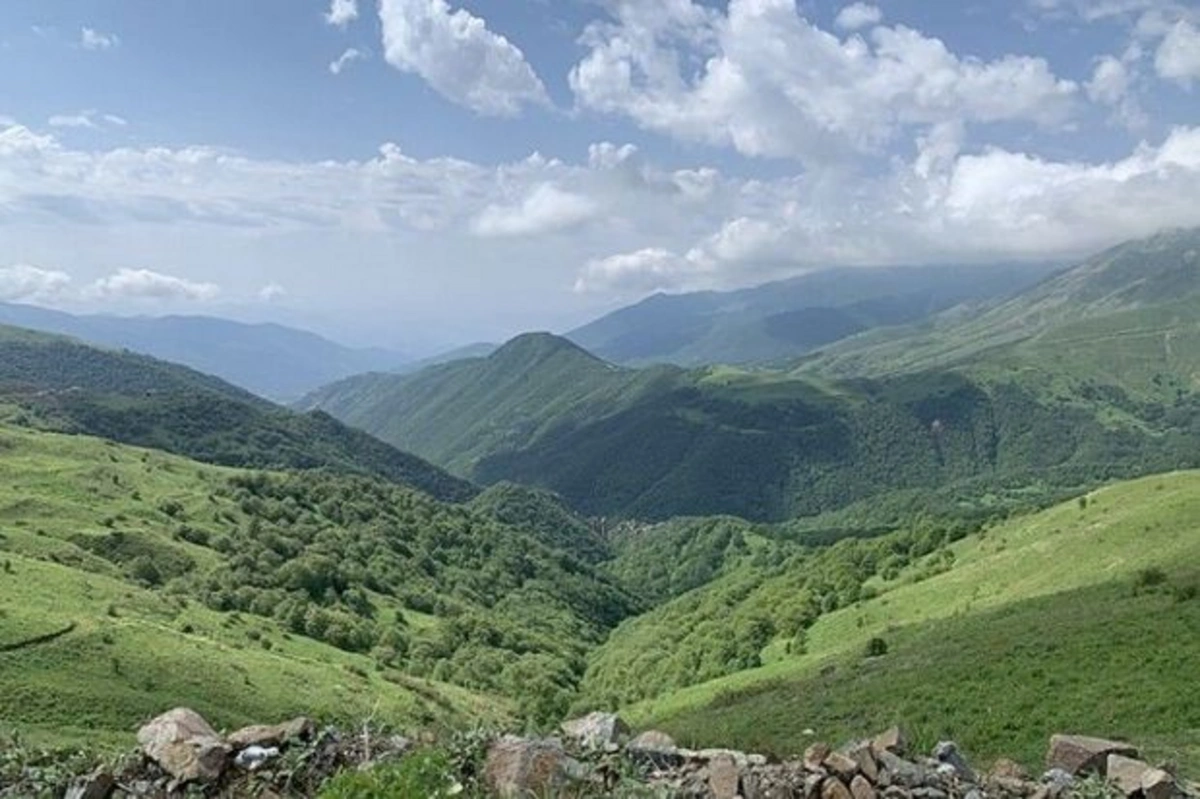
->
<box><xmin>0</xmin><ymin>302</ymin><xmax>408</xmax><ymax>401</ymax></box>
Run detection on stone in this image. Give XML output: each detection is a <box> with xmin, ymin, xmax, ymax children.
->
<box><xmin>963</xmin><ymin>790</ymin><xmax>983</xmax><ymax>799</ymax></box>
<box><xmin>845</xmin><ymin>742</ymin><xmax>880</xmax><ymax>783</ymax></box>
<box><xmin>910</xmin><ymin>789</ymin><xmax>947</xmax><ymax>799</ymax></box>
<box><xmin>560</xmin><ymin>712</ymin><xmax>629</xmax><ymax>750</ymax></box>
<box><xmin>1108</xmin><ymin>754</ymin><xmax>1153</xmax><ymax>796</ymax></box>
<box><xmin>932</xmin><ymin>741</ymin><xmax>976</xmax><ymax>783</ymax></box>
<box><xmin>805</xmin><ymin>773</ymin><xmax>827</xmax><ymax>799</ymax></box>
<box><xmin>823</xmin><ymin>777</ymin><xmax>855</xmax><ymax>799</ymax></box>
<box><xmin>1040</xmin><ymin>768</ymin><xmax>1075</xmax><ymax>798</ymax></box>
<box><xmin>806</xmin><ymin>742</ymin><xmax>833</xmax><ymax>772</ymax></box>
<box><xmin>136</xmin><ymin>707</ymin><xmax>230</xmax><ymax>785</ymax></box>
<box><xmin>485</xmin><ymin>736</ymin><xmax>586</xmax><ymax>799</ymax></box>
<box><xmin>708</xmin><ymin>753</ymin><xmax>742</xmax><ymax>799</ymax></box>
<box><xmin>851</xmin><ymin>774</ymin><xmax>878</xmax><ymax>799</ymax></box>
<box><xmin>1045</xmin><ymin>735</ymin><xmax>1138</xmax><ymax>776</ymax></box>
<box><xmin>64</xmin><ymin>771</ymin><xmax>115</xmax><ymax>799</ymax></box>
<box><xmin>826</xmin><ymin>751</ymin><xmax>861</xmax><ymax>781</ymax></box>
<box><xmin>988</xmin><ymin>759</ymin><xmax>1031</xmax><ymax>782</ymax></box>
<box><xmin>227</xmin><ymin>717</ymin><xmax>315</xmax><ymax>749</ymax></box>
<box><xmin>877</xmin><ymin>751</ymin><xmax>928</xmax><ymax>788</ymax></box>
<box><xmin>1141</xmin><ymin>767</ymin><xmax>1178</xmax><ymax>799</ymax></box>
<box><xmin>872</xmin><ymin>727</ymin><xmax>909</xmax><ymax>758</ymax></box>
<box><xmin>627</xmin><ymin>730</ymin><xmax>682</xmax><ymax>770</ymax></box>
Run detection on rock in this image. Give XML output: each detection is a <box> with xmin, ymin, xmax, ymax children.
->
<box><xmin>851</xmin><ymin>774</ymin><xmax>878</xmax><ymax>799</ymax></box>
<box><xmin>1108</xmin><ymin>754</ymin><xmax>1153</xmax><ymax>796</ymax></box>
<box><xmin>910</xmin><ymin>789</ymin><xmax>947</xmax><ymax>799</ymax></box>
<box><xmin>963</xmin><ymin>790</ymin><xmax>983</xmax><ymax>799</ymax></box>
<box><xmin>561</xmin><ymin>712</ymin><xmax>629</xmax><ymax>750</ymax></box>
<box><xmin>227</xmin><ymin>717</ymin><xmax>315</xmax><ymax>749</ymax></box>
<box><xmin>877</xmin><ymin>751</ymin><xmax>928</xmax><ymax>788</ymax></box>
<box><xmin>873</xmin><ymin>727</ymin><xmax>909</xmax><ymax>758</ymax></box>
<box><xmin>64</xmin><ymin>771</ymin><xmax>115</xmax><ymax>799</ymax></box>
<box><xmin>933</xmin><ymin>741</ymin><xmax>976</xmax><ymax>783</ymax></box>
<box><xmin>136</xmin><ymin>707</ymin><xmax>230</xmax><ymax>785</ymax></box>
<box><xmin>233</xmin><ymin>745</ymin><xmax>279</xmax><ymax>771</ymax></box>
<box><xmin>627</xmin><ymin>730</ymin><xmax>683</xmax><ymax>770</ymax></box>
<box><xmin>826</xmin><ymin>751</ymin><xmax>861</xmax><ymax>781</ymax></box>
<box><xmin>1040</xmin><ymin>768</ymin><xmax>1075</xmax><ymax>798</ymax></box>
<box><xmin>823</xmin><ymin>777</ymin><xmax>856</xmax><ymax>799</ymax></box>
<box><xmin>806</xmin><ymin>743</ymin><xmax>833</xmax><ymax>772</ymax></box>
<box><xmin>805</xmin><ymin>773</ymin><xmax>827</xmax><ymax>799</ymax></box>
<box><xmin>988</xmin><ymin>759</ymin><xmax>1031</xmax><ymax>782</ymax></box>
<box><xmin>708</xmin><ymin>753</ymin><xmax>742</xmax><ymax>799</ymax></box>
<box><xmin>845</xmin><ymin>742</ymin><xmax>880</xmax><ymax>783</ymax></box>
<box><xmin>1141</xmin><ymin>767</ymin><xmax>1179</xmax><ymax>799</ymax></box>
<box><xmin>1045</xmin><ymin>734</ymin><xmax>1138</xmax><ymax>776</ymax></box>
<box><xmin>484</xmin><ymin>736</ymin><xmax>585</xmax><ymax>799</ymax></box>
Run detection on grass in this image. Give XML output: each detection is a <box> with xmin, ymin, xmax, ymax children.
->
<box><xmin>0</xmin><ymin>424</ymin><xmax>511</xmax><ymax>749</ymax></box>
<box><xmin>626</xmin><ymin>471</ymin><xmax>1200</xmax><ymax>771</ymax></box>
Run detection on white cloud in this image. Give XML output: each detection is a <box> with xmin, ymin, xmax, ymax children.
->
<box><xmin>378</xmin><ymin>0</ymin><xmax>549</xmax><ymax>116</ymax></box>
<box><xmin>1156</xmin><ymin>19</ymin><xmax>1200</xmax><ymax>86</ymax></box>
<box><xmin>326</xmin><ymin>0</ymin><xmax>359</xmax><ymax>27</ymax></box>
<box><xmin>48</xmin><ymin>110</ymin><xmax>127</xmax><ymax>130</ymax></box>
<box><xmin>569</xmin><ymin>0</ymin><xmax>1078</xmax><ymax>163</ymax></box>
<box><xmin>1085</xmin><ymin>56</ymin><xmax>1147</xmax><ymax>128</ymax></box>
<box><xmin>0</xmin><ymin>264</ymin><xmax>73</xmax><ymax>302</ymax></box>
<box><xmin>89</xmin><ymin>269</ymin><xmax>220</xmax><ymax>301</ymax></box>
<box><xmin>472</xmin><ymin>184</ymin><xmax>598</xmax><ymax>237</ymax></box>
<box><xmin>575</xmin><ymin>248</ymin><xmax>688</xmax><ymax>293</ymax></box>
<box><xmin>259</xmin><ymin>283</ymin><xmax>287</xmax><ymax>302</ymax></box>
<box><xmin>330</xmin><ymin>47</ymin><xmax>365</xmax><ymax>75</ymax></box>
<box><xmin>80</xmin><ymin>27</ymin><xmax>119</xmax><ymax>51</ymax></box>
<box><xmin>835</xmin><ymin>3</ymin><xmax>883</xmax><ymax>31</ymax></box>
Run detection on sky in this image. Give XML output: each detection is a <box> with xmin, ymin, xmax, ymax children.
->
<box><xmin>1</xmin><ymin>0</ymin><xmax>1199</xmax><ymax>353</ymax></box>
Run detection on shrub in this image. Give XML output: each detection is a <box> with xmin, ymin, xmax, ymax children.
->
<box><xmin>318</xmin><ymin>749</ymin><xmax>458</xmax><ymax>799</ymax></box>
<box><xmin>865</xmin><ymin>637</ymin><xmax>889</xmax><ymax>657</ymax></box>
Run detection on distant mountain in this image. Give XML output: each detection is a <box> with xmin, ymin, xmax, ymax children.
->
<box><xmin>802</xmin><ymin>227</ymin><xmax>1200</xmax><ymax>379</ymax></box>
<box><xmin>0</xmin><ymin>324</ymin><xmax>473</xmax><ymax>502</ymax></box>
<box><xmin>397</xmin><ymin>341</ymin><xmax>498</xmax><ymax>373</ymax></box>
<box><xmin>567</xmin><ymin>262</ymin><xmax>1059</xmax><ymax>366</ymax></box>
<box><xmin>0</xmin><ymin>303</ymin><xmax>407</xmax><ymax>401</ymax></box>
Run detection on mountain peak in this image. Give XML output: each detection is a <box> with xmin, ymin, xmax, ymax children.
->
<box><xmin>489</xmin><ymin>331</ymin><xmax>605</xmax><ymax>366</ymax></box>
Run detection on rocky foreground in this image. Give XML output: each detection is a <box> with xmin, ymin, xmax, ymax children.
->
<box><xmin>7</xmin><ymin>708</ymin><xmax>1197</xmax><ymax>798</ymax></box>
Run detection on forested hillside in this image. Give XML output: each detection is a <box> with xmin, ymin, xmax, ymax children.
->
<box><xmin>0</xmin><ymin>325</ymin><xmax>474</xmax><ymax>502</ymax></box>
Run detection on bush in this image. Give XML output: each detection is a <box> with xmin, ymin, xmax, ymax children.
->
<box><xmin>865</xmin><ymin>637</ymin><xmax>889</xmax><ymax>657</ymax></box>
<box><xmin>318</xmin><ymin>750</ymin><xmax>458</xmax><ymax>799</ymax></box>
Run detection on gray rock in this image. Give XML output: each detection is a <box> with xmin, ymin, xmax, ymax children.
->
<box><xmin>1040</xmin><ymin>767</ymin><xmax>1075</xmax><ymax>798</ymax></box>
<box><xmin>851</xmin><ymin>774</ymin><xmax>878</xmax><ymax>799</ymax></box>
<box><xmin>708</xmin><ymin>753</ymin><xmax>742</xmax><ymax>799</ymax></box>
<box><xmin>1108</xmin><ymin>754</ymin><xmax>1153</xmax><ymax>796</ymax></box>
<box><xmin>806</xmin><ymin>742</ymin><xmax>833</xmax><ymax>772</ymax></box>
<box><xmin>1141</xmin><ymin>766</ymin><xmax>1179</xmax><ymax>799</ymax></box>
<box><xmin>877</xmin><ymin>750</ymin><xmax>929</xmax><ymax>788</ymax></box>
<box><xmin>845</xmin><ymin>742</ymin><xmax>880</xmax><ymax>783</ymax></box>
<box><xmin>227</xmin><ymin>717</ymin><xmax>315</xmax><ymax>749</ymax></box>
<box><xmin>560</xmin><ymin>712</ymin><xmax>629</xmax><ymax>750</ymax></box>
<box><xmin>933</xmin><ymin>741</ymin><xmax>976</xmax><ymax>783</ymax></box>
<box><xmin>136</xmin><ymin>707</ymin><xmax>230</xmax><ymax>785</ymax></box>
<box><xmin>64</xmin><ymin>771</ymin><xmax>115</xmax><ymax>799</ymax></box>
<box><xmin>1045</xmin><ymin>734</ymin><xmax>1138</xmax><ymax>776</ymax></box>
<box><xmin>484</xmin><ymin>736</ymin><xmax>586</xmax><ymax>799</ymax></box>
<box><xmin>627</xmin><ymin>729</ymin><xmax>682</xmax><ymax>770</ymax></box>
<box><xmin>826</xmin><ymin>751</ymin><xmax>861</xmax><ymax>781</ymax></box>
<box><xmin>872</xmin><ymin>727</ymin><xmax>909</xmax><ymax>758</ymax></box>
<box><xmin>823</xmin><ymin>777</ymin><xmax>856</xmax><ymax>799</ymax></box>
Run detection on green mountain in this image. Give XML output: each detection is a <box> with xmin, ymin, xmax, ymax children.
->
<box><xmin>0</xmin><ymin>420</ymin><xmax>636</xmax><ymax>744</ymax></box>
<box><xmin>0</xmin><ymin>302</ymin><xmax>408</xmax><ymax>401</ymax></box>
<box><xmin>581</xmin><ymin>470</ymin><xmax>1200</xmax><ymax>771</ymax></box>
<box><xmin>0</xmin><ymin>324</ymin><xmax>473</xmax><ymax>503</ymax></box>
<box><xmin>567</xmin><ymin>262</ymin><xmax>1059</xmax><ymax>366</ymax></box>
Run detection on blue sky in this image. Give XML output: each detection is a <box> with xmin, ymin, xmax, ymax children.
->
<box><xmin>1</xmin><ymin>0</ymin><xmax>1198</xmax><ymax>352</ymax></box>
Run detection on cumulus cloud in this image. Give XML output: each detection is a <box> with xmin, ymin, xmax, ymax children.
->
<box><xmin>330</xmin><ymin>47</ymin><xmax>365</xmax><ymax>75</ymax></box>
<box><xmin>472</xmin><ymin>184</ymin><xmax>599</xmax><ymax>237</ymax></box>
<box><xmin>575</xmin><ymin>248</ymin><xmax>688</xmax><ymax>293</ymax></box>
<box><xmin>89</xmin><ymin>269</ymin><xmax>220</xmax><ymax>301</ymax></box>
<box><xmin>378</xmin><ymin>0</ymin><xmax>549</xmax><ymax>116</ymax></box>
<box><xmin>570</xmin><ymin>0</ymin><xmax>1078</xmax><ymax>163</ymax></box>
<box><xmin>1156</xmin><ymin>19</ymin><xmax>1200</xmax><ymax>86</ymax></box>
<box><xmin>1085</xmin><ymin>56</ymin><xmax>1147</xmax><ymax>128</ymax></box>
<box><xmin>259</xmin><ymin>283</ymin><xmax>287</xmax><ymax>302</ymax></box>
<box><xmin>0</xmin><ymin>264</ymin><xmax>73</xmax><ymax>302</ymax></box>
<box><xmin>835</xmin><ymin>3</ymin><xmax>883</xmax><ymax>30</ymax></box>
<box><xmin>326</xmin><ymin>0</ymin><xmax>359</xmax><ymax>27</ymax></box>
<box><xmin>80</xmin><ymin>27</ymin><xmax>119</xmax><ymax>51</ymax></box>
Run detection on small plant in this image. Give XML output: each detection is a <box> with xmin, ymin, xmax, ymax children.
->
<box><xmin>318</xmin><ymin>749</ymin><xmax>460</xmax><ymax>799</ymax></box>
<box><xmin>865</xmin><ymin>637</ymin><xmax>888</xmax><ymax>657</ymax></box>
<box><xmin>1132</xmin><ymin>566</ymin><xmax>1168</xmax><ymax>595</ymax></box>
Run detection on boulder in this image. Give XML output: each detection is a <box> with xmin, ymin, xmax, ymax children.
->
<box><xmin>627</xmin><ymin>730</ymin><xmax>682</xmax><ymax>770</ymax></box>
<box><xmin>851</xmin><ymin>774</ymin><xmax>878</xmax><ymax>799</ymax></box>
<box><xmin>1045</xmin><ymin>735</ymin><xmax>1138</xmax><ymax>776</ymax></box>
<box><xmin>708</xmin><ymin>752</ymin><xmax>742</xmax><ymax>799</ymax></box>
<box><xmin>484</xmin><ymin>736</ymin><xmax>586</xmax><ymax>799</ymax></box>
<box><xmin>560</xmin><ymin>712</ymin><xmax>628</xmax><ymax>750</ymax></box>
<box><xmin>872</xmin><ymin>727</ymin><xmax>909</xmax><ymax>758</ymax></box>
<box><xmin>823</xmin><ymin>777</ymin><xmax>856</xmax><ymax>799</ymax></box>
<box><xmin>1141</xmin><ymin>767</ymin><xmax>1178</xmax><ymax>799</ymax></box>
<box><xmin>227</xmin><ymin>717</ymin><xmax>315</xmax><ymax>749</ymax></box>
<box><xmin>136</xmin><ymin>707</ymin><xmax>230</xmax><ymax>785</ymax></box>
<box><xmin>845</xmin><ymin>742</ymin><xmax>880</xmax><ymax>783</ymax></box>
<box><xmin>64</xmin><ymin>771</ymin><xmax>115</xmax><ymax>799</ymax></box>
<box><xmin>933</xmin><ymin>741</ymin><xmax>976</xmax><ymax>783</ymax></box>
<box><xmin>877</xmin><ymin>751</ymin><xmax>929</xmax><ymax>788</ymax></box>
<box><xmin>1108</xmin><ymin>754</ymin><xmax>1153</xmax><ymax>796</ymax></box>
<box><xmin>826</xmin><ymin>751</ymin><xmax>861</xmax><ymax>781</ymax></box>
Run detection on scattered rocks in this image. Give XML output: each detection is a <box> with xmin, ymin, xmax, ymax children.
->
<box><xmin>484</xmin><ymin>735</ymin><xmax>586</xmax><ymax>799</ymax></box>
<box><xmin>1045</xmin><ymin>734</ymin><xmax>1138</xmax><ymax>776</ymax></box>
<box><xmin>806</xmin><ymin>742</ymin><xmax>833</xmax><ymax>772</ymax></box>
<box><xmin>561</xmin><ymin>711</ymin><xmax>629</xmax><ymax>751</ymax></box>
<box><xmin>136</xmin><ymin>707</ymin><xmax>230</xmax><ymax>785</ymax></box>
<box><xmin>226</xmin><ymin>716</ymin><xmax>314</xmax><ymax>749</ymax></box>
<box><xmin>823</xmin><ymin>776</ymin><xmax>856</xmax><ymax>799</ymax></box>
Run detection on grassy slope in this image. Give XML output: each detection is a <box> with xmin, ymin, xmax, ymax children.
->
<box><xmin>623</xmin><ymin>471</ymin><xmax>1200</xmax><ymax>769</ymax></box>
<box><xmin>0</xmin><ymin>423</ymin><xmax>511</xmax><ymax>748</ymax></box>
